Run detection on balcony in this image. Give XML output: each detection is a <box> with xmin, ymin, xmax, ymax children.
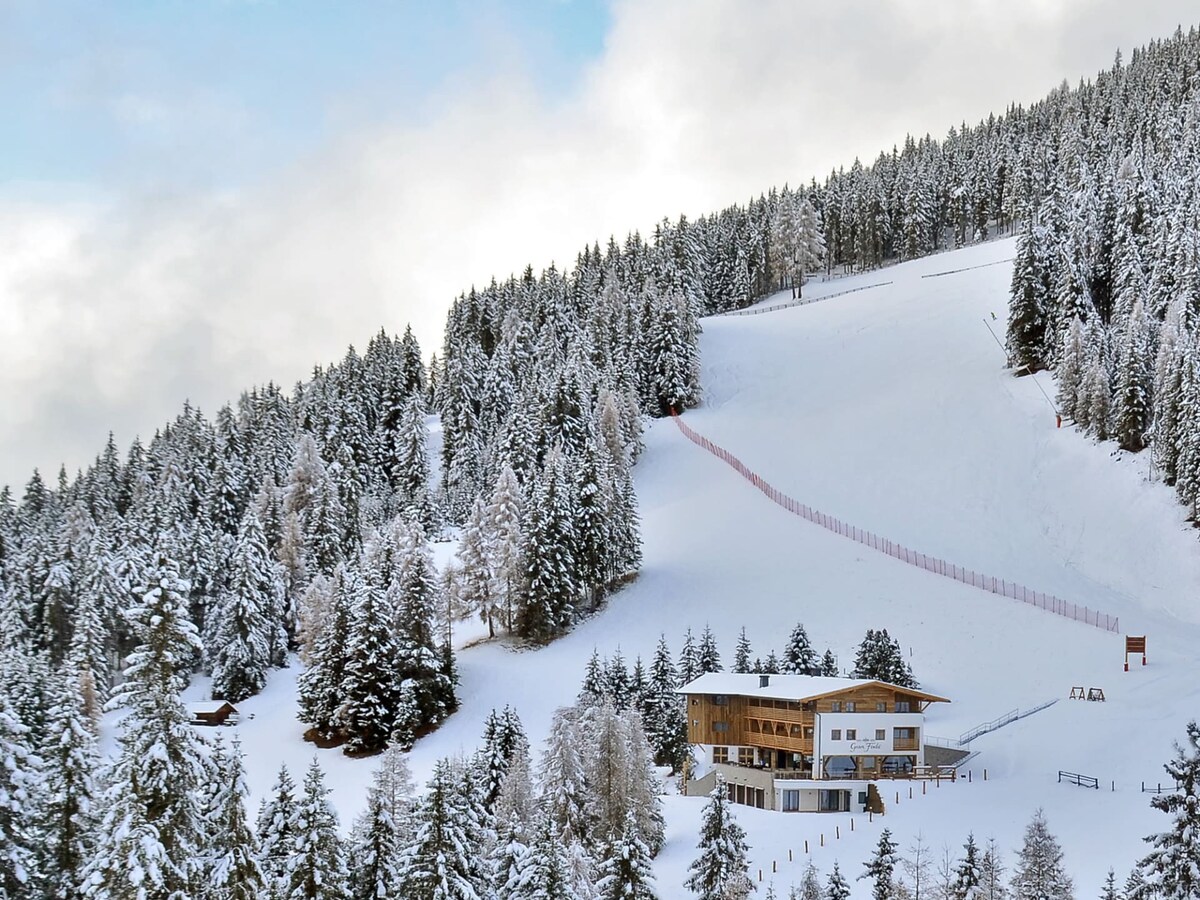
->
<box><xmin>745</xmin><ymin>703</ymin><xmax>812</xmax><ymax>726</ymax></box>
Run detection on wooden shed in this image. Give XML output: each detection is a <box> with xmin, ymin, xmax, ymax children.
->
<box><xmin>189</xmin><ymin>701</ymin><xmax>240</xmax><ymax>727</ymax></box>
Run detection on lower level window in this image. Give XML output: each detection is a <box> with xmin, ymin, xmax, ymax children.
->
<box><xmin>782</xmin><ymin>790</ymin><xmax>800</xmax><ymax>812</ymax></box>
<box><xmin>738</xmin><ymin>747</ymin><xmax>755</xmax><ymax>766</ymax></box>
<box><xmin>712</xmin><ymin>746</ymin><xmax>729</xmax><ymax>764</ymax></box>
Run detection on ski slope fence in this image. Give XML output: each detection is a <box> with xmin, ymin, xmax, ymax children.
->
<box><xmin>670</xmin><ymin>411</ymin><xmax>1120</xmax><ymax>633</ymax></box>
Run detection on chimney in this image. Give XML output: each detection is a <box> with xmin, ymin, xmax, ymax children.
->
<box><xmin>759</xmin><ymin>674</ymin><xmax>770</xmax><ymax>688</ymax></box>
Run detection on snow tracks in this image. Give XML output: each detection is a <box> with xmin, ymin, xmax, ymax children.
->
<box><xmin>670</xmin><ymin>411</ymin><xmax>1120</xmax><ymax>634</ymax></box>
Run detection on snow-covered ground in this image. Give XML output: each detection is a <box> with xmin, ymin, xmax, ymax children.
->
<box><xmin>186</xmin><ymin>236</ymin><xmax>1200</xmax><ymax>896</ymax></box>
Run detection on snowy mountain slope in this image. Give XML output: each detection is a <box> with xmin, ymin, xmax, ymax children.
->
<box><xmin>207</xmin><ymin>237</ymin><xmax>1200</xmax><ymax>897</ymax></box>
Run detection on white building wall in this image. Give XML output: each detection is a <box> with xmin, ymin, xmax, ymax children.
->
<box><xmin>815</xmin><ymin>711</ymin><xmax>926</xmax><ymax>766</ymax></box>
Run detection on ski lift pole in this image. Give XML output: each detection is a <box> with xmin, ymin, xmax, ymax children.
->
<box><xmin>982</xmin><ymin>318</ymin><xmax>1059</xmax><ymax>425</ymax></box>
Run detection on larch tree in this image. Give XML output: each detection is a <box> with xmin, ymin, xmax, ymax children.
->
<box><xmin>1009</xmin><ymin>810</ymin><xmax>1073</xmax><ymax>900</ymax></box>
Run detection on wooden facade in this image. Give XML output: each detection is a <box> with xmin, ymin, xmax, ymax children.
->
<box><xmin>190</xmin><ymin>701</ymin><xmax>239</xmax><ymax>726</ymax></box>
<box><xmin>683</xmin><ymin>674</ymin><xmax>949</xmax><ymax>784</ymax></box>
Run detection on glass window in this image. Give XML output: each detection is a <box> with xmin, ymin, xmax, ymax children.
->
<box><xmin>782</xmin><ymin>790</ymin><xmax>800</xmax><ymax>812</ymax></box>
<box><xmin>712</xmin><ymin>747</ymin><xmax>729</xmax><ymax>763</ymax></box>
<box><xmin>846</xmin><ymin>701</ymin><xmax>856</xmax><ymax>712</ymax></box>
<box><xmin>738</xmin><ymin>748</ymin><xmax>755</xmax><ymax>766</ymax></box>
<box><xmin>831</xmin><ymin>729</ymin><xmax>841</xmax><ymax>740</ymax></box>
<box><xmin>876</xmin><ymin>702</ymin><xmax>887</xmax><ymax>712</ymax></box>
<box><xmin>830</xmin><ymin>701</ymin><xmax>841</xmax><ymax>712</ymax></box>
<box><xmin>713</xmin><ymin>695</ymin><xmax>729</xmax><ymax>706</ymax></box>
<box><xmin>875</xmin><ymin>729</ymin><xmax>886</xmax><ymax>740</ymax></box>
<box><xmin>846</xmin><ymin>729</ymin><xmax>857</xmax><ymax>740</ymax></box>
<box><xmin>896</xmin><ymin>700</ymin><xmax>911</xmax><ymax>713</ymax></box>
<box><xmin>713</xmin><ymin>721</ymin><xmax>728</xmax><ymax>733</ymax></box>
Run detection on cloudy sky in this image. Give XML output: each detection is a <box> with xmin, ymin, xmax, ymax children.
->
<box><xmin>1</xmin><ymin>0</ymin><xmax>1196</xmax><ymax>491</ymax></box>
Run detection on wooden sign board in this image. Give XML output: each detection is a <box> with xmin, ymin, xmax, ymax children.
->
<box><xmin>1125</xmin><ymin>635</ymin><xmax>1147</xmax><ymax>671</ymax></box>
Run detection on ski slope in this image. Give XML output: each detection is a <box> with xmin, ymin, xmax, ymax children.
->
<box><xmin>197</xmin><ymin>237</ymin><xmax>1200</xmax><ymax>897</ymax></box>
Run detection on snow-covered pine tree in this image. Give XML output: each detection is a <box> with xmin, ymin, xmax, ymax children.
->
<box><xmin>394</xmin><ymin>392</ymin><xmax>434</xmax><ymax>530</ymax></box>
<box><xmin>827</xmin><ymin>862</ymin><xmax>851</xmax><ymax>900</ymax></box>
<box><xmin>82</xmin><ymin>552</ymin><xmax>209</xmax><ymax>900</ymax></box>
<box><xmin>596</xmin><ymin>811</ymin><xmax>658</xmax><ymax>900</ymax></box>
<box><xmin>43</xmin><ymin>674</ymin><xmax>98</xmax><ymax>900</ymax></box>
<box><xmin>783</xmin><ymin>623</ymin><xmax>819</xmax><ymax>676</ymax></box>
<box><xmin>860</xmin><ymin>829</ymin><xmax>899</xmax><ymax>900</ymax></box>
<box><xmin>516</xmin><ymin>450</ymin><xmax>578</xmax><ymax>642</ymax></box>
<box><xmin>1057</xmin><ymin>317</ymin><xmax>1088</xmax><ymax>423</ymax></box>
<box><xmin>256</xmin><ymin>764</ymin><xmax>298</xmax><ymax>897</ymax></box>
<box><xmin>348</xmin><ymin>775</ymin><xmax>402</xmax><ymax>900</ymax></box>
<box><xmin>1099</xmin><ymin>870</ymin><xmax>1118</xmax><ymax>900</ymax></box>
<box><xmin>402</xmin><ymin>757</ymin><xmax>484</xmax><ymax>900</ymax></box>
<box><xmin>605</xmin><ymin>649</ymin><xmax>631</xmax><ymax>710</ymax></box>
<box><xmin>1007</xmin><ymin>223</ymin><xmax>1054</xmax><ymax>372</ymax></box>
<box><xmin>734</xmin><ymin>628</ymin><xmax>753</xmax><ymax>674</ymax></box>
<box><xmin>287</xmin><ymin>758</ymin><xmax>350</xmax><ymax>900</ymax></box>
<box><xmin>339</xmin><ymin>562</ymin><xmax>401</xmax><ymax>754</ymax></box>
<box><xmin>297</xmin><ymin>564</ymin><xmax>353</xmax><ymax>739</ymax></box>
<box><xmin>0</xmin><ymin>694</ymin><xmax>41</xmax><ymax>900</ymax></box>
<box><xmin>1009</xmin><ymin>810</ymin><xmax>1072</xmax><ymax>900</ymax></box>
<box><xmin>821</xmin><ymin>650</ymin><xmax>839</xmax><ymax>677</ymax></box>
<box><xmin>1114</xmin><ymin>297</ymin><xmax>1154</xmax><ymax>451</ymax></box>
<box><xmin>697</xmin><ymin>625</ymin><xmax>722</xmax><ymax>674</ymax></box>
<box><xmin>206</xmin><ymin>738</ymin><xmax>265</xmax><ymax>900</ymax></box>
<box><xmin>1139</xmin><ymin>720</ymin><xmax>1200</xmax><ymax>899</ymax></box>
<box><xmin>679</xmin><ymin>628</ymin><xmax>700</xmax><ymax>686</ymax></box>
<box><xmin>685</xmin><ymin>777</ymin><xmax>754</xmax><ymax>900</ymax></box>
<box><xmin>954</xmin><ymin>833</ymin><xmax>983</xmax><ymax>900</ymax></box>
<box><xmin>209</xmin><ymin>506</ymin><xmax>278</xmax><ymax>702</ymax></box>
<box><xmin>480</xmin><ymin>705</ymin><xmax>530</xmax><ymax>813</ymax></box>
<box><xmin>391</xmin><ymin>521</ymin><xmax>457</xmax><ymax>738</ymax></box>
<box><xmin>646</xmin><ymin>635</ymin><xmax>689</xmax><ymax>773</ymax></box>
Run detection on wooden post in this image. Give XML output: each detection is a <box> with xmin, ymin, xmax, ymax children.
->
<box><xmin>968</xmin><ymin>770</ymin><xmax>972</xmax><ymax>783</ymax></box>
<box><xmin>922</xmin><ymin>781</ymin><xmax>926</xmax><ymax>795</ymax></box>
<box><xmin>984</xmin><ymin>769</ymin><xmax>988</xmax><ymax>781</ymax></box>
<box><xmin>836</xmin><ymin>826</ymin><xmax>840</xmax><ymax>839</ymax></box>
<box><xmin>789</xmin><ymin>849</ymin><xmax>793</xmax><ymax>862</ymax></box>
<box><xmin>820</xmin><ymin>834</ymin><xmax>824</xmax><ymax>847</ymax></box>
<box><xmin>851</xmin><ymin>818</ymin><xmax>855</xmax><ymax>831</ymax></box>
<box><xmin>773</xmin><ymin>861</ymin><xmax>778</xmax><ymax>873</ymax></box>
<box><xmin>805</xmin><ymin>840</ymin><xmax>809</xmax><ymax>854</ymax></box>
<box><xmin>909</xmin><ymin>787</ymin><xmax>913</xmax><ymax>799</ymax></box>
<box><xmin>896</xmin><ymin>791</ymin><xmax>900</xmax><ymax>805</ymax></box>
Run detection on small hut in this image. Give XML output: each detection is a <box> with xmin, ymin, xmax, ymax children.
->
<box><xmin>189</xmin><ymin>701</ymin><xmax>240</xmax><ymax>727</ymax></box>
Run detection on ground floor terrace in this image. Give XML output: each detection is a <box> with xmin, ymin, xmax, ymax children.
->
<box><xmin>708</xmin><ymin>742</ymin><xmax>921</xmax><ymax>780</ymax></box>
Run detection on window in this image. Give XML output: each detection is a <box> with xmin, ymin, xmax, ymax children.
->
<box><xmin>858</xmin><ymin>791</ymin><xmax>868</xmax><ymax>806</ymax></box>
<box><xmin>830</xmin><ymin>729</ymin><xmax>842</xmax><ymax>741</ymax></box>
<box><xmin>712</xmin><ymin>747</ymin><xmax>729</xmax><ymax>764</ymax></box>
<box><xmin>845</xmin><ymin>701</ymin><xmax>856</xmax><ymax>712</ymax></box>
<box><xmin>830</xmin><ymin>701</ymin><xmax>841</xmax><ymax>712</ymax></box>
<box><xmin>738</xmin><ymin>747</ymin><xmax>755</xmax><ymax>766</ymax></box>
<box><xmin>896</xmin><ymin>700</ymin><xmax>911</xmax><ymax>713</ymax></box>
<box><xmin>846</xmin><ymin>729</ymin><xmax>857</xmax><ymax>740</ymax></box>
<box><xmin>782</xmin><ymin>789</ymin><xmax>800</xmax><ymax>812</ymax></box>
<box><xmin>713</xmin><ymin>721</ymin><xmax>728</xmax><ymax>733</ymax></box>
<box><xmin>875</xmin><ymin>729</ymin><xmax>886</xmax><ymax>740</ymax></box>
<box><xmin>876</xmin><ymin>702</ymin><xmax>887</xmax><ymax>712</ymax></box>
<box><xmin>894</xmin><ymin>727</ymin><xmax>915</xmax><ymax>740</ymax></box>
<box><xmin>712</xmin><ymin>695</ymin><xmax>729</xmax><ymax>706</ymax></box>
<box><xmin>803</xmin><ymin>727</ymin><xmax>814</xmax><ymax>739</ymax></box>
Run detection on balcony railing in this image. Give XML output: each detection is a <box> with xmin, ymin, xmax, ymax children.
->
<box><xmin>745</xmin><ymin>704</ymin><xmax>812</xmax><ymax>725</ymax></box>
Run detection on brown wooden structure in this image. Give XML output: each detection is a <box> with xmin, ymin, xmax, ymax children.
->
<box><xmin>1125</xmin><ymin>635</ymin><xmax>1147</xmax><ymax>671</ymax></box>
<box><xmin>190</xmin><ymin>701</ymin><xmax>239</xmax><ymax>726</ymax></box>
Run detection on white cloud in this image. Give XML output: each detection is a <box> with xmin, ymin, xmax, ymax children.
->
<box><xmin>1</xmin><ymin>0</ymin><xmax>1195</xmax><ymax>489</ymax></box>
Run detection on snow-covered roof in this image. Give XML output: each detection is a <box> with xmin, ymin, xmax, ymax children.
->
<box><xmin>676</xmin><ymin>672</ymin><xmax>949</xmax><ymax>703</ymax></box>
